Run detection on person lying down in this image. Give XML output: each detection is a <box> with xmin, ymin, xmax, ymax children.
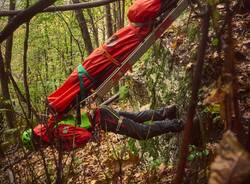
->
<box><xmin>21</xmin><ymin>105</ymin><xmax>184</xmax><ymax>151</ymax></box>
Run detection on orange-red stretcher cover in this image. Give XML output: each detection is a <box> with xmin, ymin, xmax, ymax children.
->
<box><xmin>128</xmin><ymin>0</ymin><xmax>162</xmax><ymax>23</ymax></box>
<box><xmin>33</xmin><ymin>117</ymin><xmax>92</xmax><ymax>151</ymax></box>
<box><xmin>47</xmin><ymin>0</ymin><xmax>162</xmax><ymax>114</ymax></box>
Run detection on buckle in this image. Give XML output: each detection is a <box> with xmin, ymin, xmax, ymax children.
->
<box><xmin>116</xmin><ymin>117</ymin><xmax>123</xmax><ymax>132</ymax></box>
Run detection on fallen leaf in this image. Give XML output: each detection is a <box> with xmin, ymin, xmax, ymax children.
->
<box><xmin>208</xmin><ymin>131</ymin><xmax>250</xmax><ymax>184</ymax></box>
<box><xmin>203</xmin><ymin>88</ymin><xmax>225</xmax><ymax>105</ymax></box>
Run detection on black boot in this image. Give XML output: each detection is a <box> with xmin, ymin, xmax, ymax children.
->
<box><xmin>162</xmin><ymin>104</ymin><xmax>177</xmax><ymax>120</ymax></box>
<box><xmin>159</xmin><ymin>119</ymin><xmax>184</xmax><ymax>133</ymax></box>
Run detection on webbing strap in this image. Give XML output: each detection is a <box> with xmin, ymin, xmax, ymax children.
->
<box><xmin>98</xmin><ymin>45</ymin><xmax>120</xmax><ymax>66</ymax></box>
<box><xmin>80</xmin><ymin>112</ymin><xmax>91</xmax><ymax>129</ymax></box>
<box><xmin>57</xmin><ymin>113</ymin><xmax>91</xmax><ymax>129</ymax></box>
<box><xmin>101</xmin><ymin>105</ymin><xmax>123</xmax><ymax>131</ymax></box>
<box><xmin>77</xmin><ymin>64</ymin><xmax>94</xmax><ymax>97</ymax></box>
<box><xmin>130</xmin><ymin>21</ymin><xmax>153</xmax><ymax>28</ymax></box>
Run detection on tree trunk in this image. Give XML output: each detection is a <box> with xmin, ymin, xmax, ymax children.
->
<box><xmin>87</xmin><ymin>9</ymin><xmax>99</xmax><ymax>47</ymax></box>
<box><xmin>72</xmin><ymin>0</ymin><xmax>93</xmax><ymax>55</ymax></box>
<box><xmin>23</xmin><ymin>19</ymin><xmax>31</xmax><ymax>119</ymax></box>
<box><xmin>112</xmin><ymin>3</ymin><xmax>117</xmax><ymax>33</ymax></box>
<box><xmin>117</xmin><ymin>0</ymin><xmax>122</xmax><ymax>29</ymax></box>
<box><xmin>0</xmin><ymin>0</ymin><xmax>16</xmax><ymax>128</ymax></box>
<box><xmin>120</xmin><ymin>0</ymin><xmax>125</xmax><ymax>28</ymax></box>
<box><xmin>105</xmin><ymin>4</ymin><xmax>113</xmax><ymax>38</ymax></box>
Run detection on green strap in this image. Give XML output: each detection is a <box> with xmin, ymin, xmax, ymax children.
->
<box><xmin>80</xmin><ymin>112</ymin><xmax>91</xmax><ymax>129</ymax></box>
<box><xmin>58</xmin><ymin>112</ymin><xmax>91</xmax><ymax>129</ymax></box>
<box><xmin>58</xmin><ymin>116</ymin><xmax>75</xmax><ymax>126</ymax></box>
<box><xmin>77</xmin><ymin>64</ymin><xmax>93</xmax><ymax>97</ymax></box>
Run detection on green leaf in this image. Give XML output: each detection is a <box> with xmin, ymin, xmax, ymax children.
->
<box><xmin>187</xmin><ymin>153</ymin><xmax>195</xmax><ymax>161</ymax></box>
<box><xmin>144</xmin><ymin>120</ymin><xmax>153</xmax><ymax>125</ymax></box>
<box><xmin>119</xmin><ymin>85</ymin><xmax>129</xmax><ymax>100</ymax></box>
<box><xmin>212</xmin><ymin>38</ymin><xmax>219</xmax><ymax>47</ymax></box>
<box><xmin>203</xmin><ymin>149</ymin><xmax>209</xmax><ymax>156</ymax></box>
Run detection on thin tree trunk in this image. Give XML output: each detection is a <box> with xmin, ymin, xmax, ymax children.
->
<box><xmin>223</xmin><ymin>0</ymin><xmax>243</xmax><ymax>139</ymax></box>
<box><xmin>117</xmin><ymin>0</ymin><xmax>122</xmax><ymax>29</ymax></box>
<box><xmin>23</xmin><ymin>0</ymin><xmax>31</xmax><ymax>119</ymax></box>
<box><xmin>72</xmin><ymin>0</ymin><xmax>93</xmax><ymax>55</ymax></box>
<box><xmin>0</xmin><ymin>49</ymin><xmax>13</xmax><ymax>127</ymax></box>
<box><xmin>112</xmin><ymin>3</ymin><xmax>117</xmax><ymax>33</ymax></box>
<box><xmin>87</xmin><ymin>9</ymin><xmax>99</xmax><ymax>47</ymax></box>
<box><xmin>105</xmin><ymin>4</ymin><xmax>113</xmax><ymax>38</ymax></box>
<box><xmin>1</xmin><ymin>0</ymin><xmax>16</xmax><ymax>128</ymax></box>
<box><xmin>173</xmin><ymin>6</ymin><xmax>211</xmax><ymax>184</ymax></box>
<box><xmin>9</xmin><ymin>73</ymin><xmax>39</xmax><ymax>119</ymax></box>
<box><xmin>121</xmin><ymin>0</ymin><xmax>125</xmax><ymax>28</ymax></box>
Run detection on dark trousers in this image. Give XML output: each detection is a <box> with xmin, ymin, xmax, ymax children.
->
<box><xmin>98</xmin><ymin>106</ymin><xmax>180</xmax><ymax>140</ymax></box>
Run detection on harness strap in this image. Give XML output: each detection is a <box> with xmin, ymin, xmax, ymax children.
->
<box><xmin>77</xmin><ymin>64</ymin><xmax>94</xmax><ymax>97</ymax></box>
<box><xmin>97</xmin><ymin>45</ymin><xmax>121</xmax><ymax>66</ymax></box>
<box><xmin>130</xmin><ymin>21</ymin><xmax>153</xmax><ymax>28</ymax></box>
<box><xmin>101</xmin><ymin>105</ymin><xmax>123</xmax><ymax>131</ymax></box>
<box><xmin>58</xmin><ymin>112</ymin><xmax>91</xmax><ymax>129</ymax></box>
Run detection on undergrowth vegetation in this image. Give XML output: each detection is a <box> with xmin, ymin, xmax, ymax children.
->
<box><xmin>0</xmin><ymin>0</ymin><xmax>250</xmax><ymax>183</ymax></box>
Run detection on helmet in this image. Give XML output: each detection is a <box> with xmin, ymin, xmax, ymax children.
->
<box><xmin>21</xmin><ymin>129</ymin><xmax>34</xmax><ymax>150</ymax></box>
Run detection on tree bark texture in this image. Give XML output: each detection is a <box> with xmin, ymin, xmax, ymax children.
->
<box><xmin>0</xmin><ymin>0</ymin><xmax>120</xmax><ymax>16</ymax></box>
<box><xmin>173</xmin><ymin>6</ymin><xmax>211</xmax><ymax>184</ymax></box>
<box><xmin>223</xmin><ymin>0</ymin><xmax>243</xmax><ymax>140</ymax></box>
<box><xmin>23</xmin><ymin>21</ymin><xmax>31</xmax><ymax>119</ymax></box>
<box><xmin>105</xmin><ymin>4</ymin><xmax>113</xmax><ymax>38</ymax></box>
<box><xmin>72</xmin><ymin>0</ymin><xmax>93</xmax><ymax>55</ymax></box>
<box><xmin>87</xmin><ymin>9</ymin><xmax>99</xmax><ymax>47</ymax></box>
<box><xmin>0</xmin><ymin>0</ymin><xmax>16</xmax><ymax>128</ymax></box>
<box><xmin>112</xmin><ymin>3</ymin><xmax>118</xmax><ymax>33</ymax></box>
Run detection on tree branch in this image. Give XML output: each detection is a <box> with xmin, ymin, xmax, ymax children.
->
<box><xmin>101</xmin><ymin>93</ymin><xmax>119</xmax><ymax>106</ymax></box>
<box><xmin>0</xmin><ymin>0</ymin><xmax>119</xmax><ymax>17</ymax></box>
<box><xmin>172</xmin><ymin>5</ymin><xmax>211</xmax><ymax>184</ymax></box>
<box><xmin>0</xmin><ymin>0</ymin><xmax>57</xmax><ymax>43</ymax></box>
<box><xmin>8</xmin><ymin>73</ymin><xmax>40</xmax><ymax>120</ymax></box>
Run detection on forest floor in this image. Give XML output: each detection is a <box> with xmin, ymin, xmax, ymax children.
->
<box><xmin>1</xmin><ymin>10</ymin><xmax>250</xmax><ymax>184</ymax></box>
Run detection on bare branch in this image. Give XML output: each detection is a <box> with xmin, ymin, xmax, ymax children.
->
<box><xmin>0</xmin><ymin>0</ymin><xmax>57</xmax><ymax>43</ymax></box>
<box><xmin>0</xmin><ymin>0</ymin><xmax>120</xmax><ymax>17</ymax></box>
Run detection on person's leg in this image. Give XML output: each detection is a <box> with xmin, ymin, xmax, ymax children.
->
<box><xmin>117</xmin><ymin>105</ymin><xmax>177</xmax><ymax>123</ymax></box>
<box><xmin>98</xmin><ymin>107</ymin><xmax>183</xmax><ymax>140</ymax></box>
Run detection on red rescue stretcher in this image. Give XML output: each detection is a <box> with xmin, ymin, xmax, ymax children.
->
<box><xmin>47</xmin><ymin>0</ymin><xmax>188</xmax><ymax>115</ymax></box>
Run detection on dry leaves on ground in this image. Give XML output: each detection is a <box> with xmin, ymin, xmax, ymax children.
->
<box><xmin>209</xmin><ymin>131</ymin><xmax>250</xmax><ymax>184</ymax></box>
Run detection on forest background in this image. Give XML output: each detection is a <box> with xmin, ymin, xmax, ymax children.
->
<box><xmin>0</xmin><ymin>0</ymin><xmax>250</xmax><ymax>183</ymax></box>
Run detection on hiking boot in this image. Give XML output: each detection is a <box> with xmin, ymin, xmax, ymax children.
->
<box><xmin>163</xmin><ymin>105</ymin><xmax>177</xmax><ymax>120</ymax></box>
<box><xmin>155</xmin><ymin>119</ymin><xmax>184</xmax><ymax>133</ymax></box>
<box><xmin>166</xmin><ymin>119</ymin><xmax>184</xmax><ymax>132</ymax></box>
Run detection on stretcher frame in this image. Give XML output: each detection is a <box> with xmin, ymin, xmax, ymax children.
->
<box><xmin>77</xmin><ymin>0</ymin><xmax>189</xmax><ymax>107</ymax></box>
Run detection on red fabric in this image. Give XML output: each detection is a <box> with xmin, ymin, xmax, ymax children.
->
<box><xmin>53</xmin><ymin>125</ymin><xmax>92</xmax><ymax>151</ymax></box>
<box><xmin>33</xmin><ymin>109</ymin><xmax>102</xmax><ymax>151</ymax></box>
<box><xmin>48</xmin><ymin>25</ymin><xmax>151</xmax><ymax>114</ymax></box>
<box><xmin>127</xmin><ymin>0</ymin><xmax>162</xmax><ymax>23</ymax></box>
<box><xmin>33</xmin><ymin>123</ymin><xmax>92</xmax><ymax>151</ymax></box>
<box><xmin>33</xmin><ymin>116</ymin><xmax>61</xmax><ymax>142</ymax></box>
<box><xmin>33</xmin><ymin>124</ymin><xmax>50</xmax><ymax>143</ymax></box>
